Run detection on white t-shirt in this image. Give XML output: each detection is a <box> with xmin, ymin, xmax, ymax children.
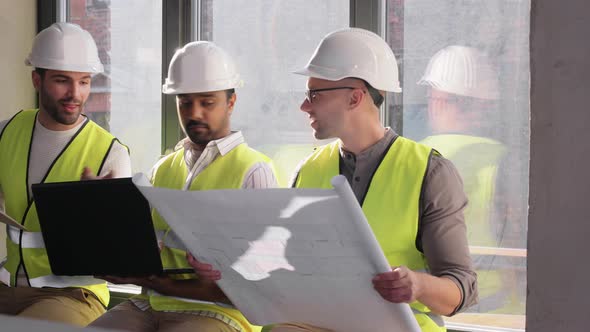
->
<box><xmin>0</xmin><ymin>117</ymin><xmax>131</xmax><ymax>208</ymax></box>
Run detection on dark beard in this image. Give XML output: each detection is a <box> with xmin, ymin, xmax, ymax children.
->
<box><xmin>185</xmin><ymin>120</ymin><xmax>211</xmax><ymax>146</ymax></box>
<box><xmin>40</xmin><ymin>85</ymin><xmax>83</xmax><ymax>126</ymax></box>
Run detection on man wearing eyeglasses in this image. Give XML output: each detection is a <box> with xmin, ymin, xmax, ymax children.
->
<box><xmin>289</xmin><ymin>28</ymin><xmax>478</xmax><ymax>331</ymax></box>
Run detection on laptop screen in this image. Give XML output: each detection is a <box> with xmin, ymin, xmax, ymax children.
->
<box><xmin>32</xmin><ymin>177</ymin><xmax>163</xmax><ymax>277</ymax></box>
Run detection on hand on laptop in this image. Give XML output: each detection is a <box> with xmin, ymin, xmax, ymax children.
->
<box><xmin>186</xmin><ymin>253</ymin><xmax>221</xmax><ymax>281</ymax></box>
<box><xmin>80</xmin><ymin>166</ymin><xmax>116</xmax><ymax>180</ymax></box>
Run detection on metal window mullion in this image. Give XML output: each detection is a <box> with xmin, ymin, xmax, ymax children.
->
<box><xmin>37</xmin><ymin>0</ymin><xmax>59</xmax><ymax>31</ymax></box>
<box><xmin>36</xmin><ymin>0</ymin><xmax>61</xmax><ymax>111</ymax></box>
<box><xmin>350</xmin><ymin>0</ymin><xmax>380</xmax><ymax>33</ymax></box>
<box><xmin>349</xmin><ymin>0</ymin><xmax>391</xmax><ymax>128</ymax></box>
<box><xmin>193</xmin><ymin>0</ymin><xmax>201</xmax><ymax>40</ymax></box>
<box><xmin>162</xmin><ymin>0</ymin><xmax>194</xmax><ymax>154</ymax></box>
<box><xmin>376</xmin><ymin>0</ymin><xmax>387</xmax><ymax>125</ymax></box>
<box><xmin>56</xmin><ymin>0</ymin><xmax>67</xmax><ymax>22</ymax></box>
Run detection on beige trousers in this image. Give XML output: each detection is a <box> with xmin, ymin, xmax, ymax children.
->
<box><xmin>89</xmin><ymin>300</ymin><xmax>241</xmax><ymax>332</ymax></box>
<box><xmin>0</xmin><ymin>282</ymin><xmax>105</xmax><ymax>326</ymax></box>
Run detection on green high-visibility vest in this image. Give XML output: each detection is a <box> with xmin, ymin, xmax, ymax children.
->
<box><xmin>295</xmin><ymin>137</ymin><xmax>445</xmax><ymax>332</ymax></box>
<box><xmin>148</xmin><ymin>143</ymin><xmax>274</xmax><ymax>332</ymax></box>
<box><xmin>421</xmin><ymin>134</ymin><xmax>506</xmax><ymax>247</ymax></box>
<box><xmin>421</xmin><ymin>134</ymin><xmax>507</xmax><ymax>310</ymax></box>
<box><xmin>0</xmin><ymin>109</ymin><xmax>126</xmax><ymax>307</ymax></box>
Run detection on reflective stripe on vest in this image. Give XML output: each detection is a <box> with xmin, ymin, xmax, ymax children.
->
<box><xmin>295</xmin><ymin>138</ymin><xmax>445</xmax><ymax>332</ymax></box>
<box><xmin>155</xmin><ymin>229</ymin><xmax>186</xmax><ymax>251</ymax></box>
<box><xmin>0</xmin><ymin>109</ymin><xmax>124</xmax><ymax>307</ymax></box>
<box><xmin>0</xmin><ymin>267</ymin><xmax>9</xmax><ymax>285</ymax></box>
<box><xmin>148</xmin><ymin>143</ymin><xmax>272</xmax><ymax>332</ymax></box>
<box><xmin>155</xmin><ymin>230</ymin><xmax>165</xmax><ymax>241</ymax></box>
<box><xmin>28</xmin><ymin>275</ymin><xmax>106</xmax><ymax>288</ymax></box>
<box><xmin>7</xmin><ymin>227</ymin><xmax>45</xmax><ymax>249</ymax></box>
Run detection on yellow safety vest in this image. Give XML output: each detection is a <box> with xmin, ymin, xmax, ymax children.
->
<box><xmin>421</xmin><ymin>134</ymin><xmax>508</xmax><ymax>312</ymax></box>
<box><xmin>295</xmin><ymin>138</ymin><xmax>445</xmax><ymax>332</ymax></box>
<box><xmin>0</xmin><ymin>109</ymin><xmax>126</xmax><ymax>307</ymax></box>
<box><xmin>148</xmin><ymin>143</ymin><xmax>274</xmax><ymax>332</ymax></box>
<box><xmin>421</xmin><ymin>134</ymin><xmax>505</xmax><ymax>246</ymax></box>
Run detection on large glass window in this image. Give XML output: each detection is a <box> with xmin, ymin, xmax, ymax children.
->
<box><xmin>194</xmin><ymin>0</ymin><xmax>349</xmax><ymax>186</ymax></box>
<box><xmin>61</xmin><ymin>0</ymin><xmax>162</xmax><ymax>296</ymax></box>
<box><xmin>64</xmin><ymin>0</ymin><xmax>163</xmax><ymax>174</ymax></box>
<box><xmin>386</xmin><ymin>1</ymin><xmax>530</xmax><ymax>330</ymax></box>
<box><xmin>193</xmin><ymin>1</ymin><xmax>530</xmax><ymax>330</ymax></box>
<box><xmin>49</xmin><ymin>1</ymin><xmax>530</xmax><ymax>329</ymax></box>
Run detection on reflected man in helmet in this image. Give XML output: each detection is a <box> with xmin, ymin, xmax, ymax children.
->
<box><xmin>89</xmin><ymin>41</ymin><xmax>277</xmax><ymax>332</ymax></box>
<box><xmin>418</xmin><ymin>45</ymin><xmax>523</xmax><ymax>314</ymax></box>
<box><xmin>289</xmin><ymin>28</ymin><xmax>477</xmax><ymax>331</ymax></box>
<box><xmin>0</xmin><ymin>23</ymin><xmax>131</xmax><ymax>326</ymax></box>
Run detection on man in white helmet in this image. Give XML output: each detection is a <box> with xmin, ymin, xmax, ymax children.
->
<box><xmin>189</xmin><ymin>28</ymin><xmax>478</xmax><ymax>332</ymax></box>
<box><xmin>0</xmin><ymin>22</ymin><xmax>131</xmax><ymax>325</ymax></box>
<box><xmin>418</xmin><ymin>45</ymin><xmax>522</xmax><ymax>314</ymax></box>
<box><xmin>89</xmin><ymin>41</ymin><xmax>277</xmax><ymax>332</ymax></box>
<box><xmin>290</xmin><ymin>28</ymin><xmax>476</xmax><ymax>331</ymax></box>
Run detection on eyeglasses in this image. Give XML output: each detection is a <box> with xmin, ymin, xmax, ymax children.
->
<box><xmin>304</xmin><ymin>87</ymin><xmax>359</xmax><ymax>104</ymax></box>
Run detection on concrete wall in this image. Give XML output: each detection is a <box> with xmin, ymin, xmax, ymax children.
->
<box><xmin>527</xmin><ymin>0</ymin><xmax>590</xmax><ymax>330</ymax></box>
<box><xmin>0</xmin><ymin>1</ymin><xmax>36</xmax><ymax>258</ymax></box>
<box><xmin>0</xmin><ymin>1</ymin><xmax>36</xmax><ymax>119</ymax></box>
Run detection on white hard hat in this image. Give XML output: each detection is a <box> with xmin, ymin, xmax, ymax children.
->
<box><xmin>418</xmin><ymin>45</ymin><xmax>499</xmax><ymax>100</ymax></box>
<box><xmin>25</xmin><ymin>22</ymin><xmax>103</xmax><ymax>73</ymax></box>
<box><xmin>162</xmin><ymin>41</ymin><xmax>243</xmax><ymax>95</ymax></box>
<box><xmin>294</xmin><ymin>28</ymin><xmax>402</xmax><ymax>93</ymax></box>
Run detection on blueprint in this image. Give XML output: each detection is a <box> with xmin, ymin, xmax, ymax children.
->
<box><xmin>133</xmin><ymin>174</ymin><xmax>420</xmax><ymax>332</ymax></box>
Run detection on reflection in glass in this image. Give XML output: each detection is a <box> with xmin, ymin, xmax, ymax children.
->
<box><xmin>386</xmin><ymin>1</ymin><xmax>530</xmax><ymax>329</ymax></box>
<box><xmin>67</xmin><ymin>0</ymin><xmax>162</xmax><ymax>174</ymax></box>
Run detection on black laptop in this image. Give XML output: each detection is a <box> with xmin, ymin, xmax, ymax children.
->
<box><xmin>32</xmin><ymin>177</ymin><xmax>167</xmax><ymax>277</ymax></box>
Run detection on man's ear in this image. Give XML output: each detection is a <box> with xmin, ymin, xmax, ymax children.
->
<box><xmin>227</xmin><ymin>93</ymin><xmax>237</xmax><ymax>115</ymax></box>
<box><xmin>348</xmin><ymin>88</ymin><xmax>364</xmax><ymax>110</ymax></box>
<box><xmin>32</xmin><ymin>71</ymin><xmax>42</xmax><ymax>92</ymax></box>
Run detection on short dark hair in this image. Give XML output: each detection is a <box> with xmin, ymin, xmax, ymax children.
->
<box><xmin>225</xmin><ymin>88</ymin><xmax>235</xmax><ymax>100</ymax></box>
<box><xmin>35</xmin><ymin>68</ymin><xmax>47</xmax><ymax>78</ymax></box>
<box><xmin>361</xmin><ymin>80</ymin><xmax>385</xmax><ymax>108</ymax></box>
<box><xmin>178</xmin><ymin>89</ymin><xmax>236</xmax><ymax>100</ymax></box>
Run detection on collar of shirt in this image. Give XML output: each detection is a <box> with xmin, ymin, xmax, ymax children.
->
<box><xmin>35</xmin><ymin>115</ymin><xmax>87</xmax><ymax>137</ymax></box>
<box><xmin>338</xmin><ymin>128</ymin><xmax>398</xmax><ymax>204</ymax></box>
<box><xmin>175</xmin><ymin>130</ymin><xmax>245</xmax><ymax>176</ymax></box>
<box><xmin>339</xmin><ymin>127</ymin><xmax>397</xmax><ymax>170</ymax></box>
